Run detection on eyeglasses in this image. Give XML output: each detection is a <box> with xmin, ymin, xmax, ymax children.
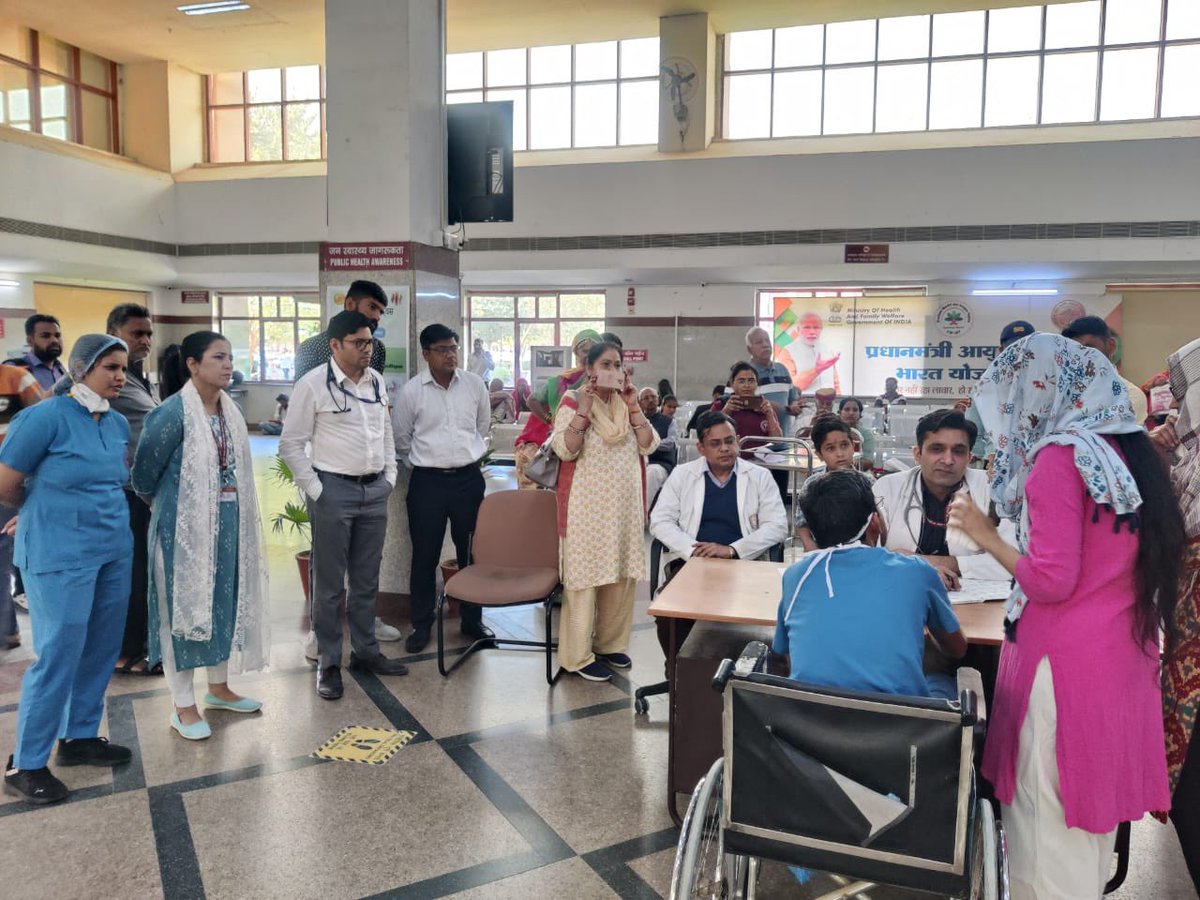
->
<box><xmin>340</xmin><ymin>338</ymin><xmax>373</xmax><ymax>350</ymax></box>
<box><xmin>428</xmin><ymin>345</ymin><xmax>459</xmax><ymax>356</ymax></box>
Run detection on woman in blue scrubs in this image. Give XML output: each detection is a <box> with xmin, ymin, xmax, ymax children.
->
<box><xmin>0</xmin><ymin>335</ymin><xmax>133</xmax><ymax>804</ymax></box>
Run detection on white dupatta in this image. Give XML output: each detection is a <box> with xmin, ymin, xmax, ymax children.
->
<box><xmin>169</xmin><ymin>380</ymin><xmax>270</xmax><ymax>673</ymax></box>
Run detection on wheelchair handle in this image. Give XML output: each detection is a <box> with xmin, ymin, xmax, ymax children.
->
<box><xmin>959</xmin><ymin>689</ymin><xmax>978</xmax><ymax>726</ymax></box>
<box><xmin>712</xmin><ymin>659</ymin><xmax>735</xmax><ymax>693</ymax></box>
<box><xmin>713</xmin><ymin>641</ymin><xmax>771</xmax><ymax>693</ymax></box>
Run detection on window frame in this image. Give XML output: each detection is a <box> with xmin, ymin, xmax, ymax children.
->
<box><xmin>722</xmin><ymin>0</ymin><xmax>1199</xmax><ymax>141</ymax></box>
<box><xmin>215</xmin><ymin>291</ymin><xmax>323</xmax><ymax>384</ymax></box>
<box><xmin>465</xmin><ymin>290</ymin><xmax>607</xmax><ymax>386</ymax></box>
<box><xmin>446</xmin><ymin>40</ymin><xmax>660</xmax><ymax>151</ymax></box>
<box><xmin>205</xmin><ymin>66</ymin><xmax>327</xmax><ymax>164</ymax></box>
<box><xmin>0</xmin><ymin>27</ymin><xmax>119</xmax><ymax>151</ymax></box>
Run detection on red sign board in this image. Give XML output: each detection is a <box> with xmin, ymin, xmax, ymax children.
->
<box><xmin>623</xmin><ymin>349</ymin><xmax>648</xmax><ymax>363</ymax></box>
<box><xmin>844</xmin><ymin>243</ymin><xmax>890</xmax><ymax>263</ymax></box>
<box><xmin>181</xmin><ymin>289</ymin><xmax>210</xmax><ymax>304</ymax></box>
<box><xmin>320</xmin><ymin>242</ymin><xmax>410</xmax><ymax>271</ymax></box>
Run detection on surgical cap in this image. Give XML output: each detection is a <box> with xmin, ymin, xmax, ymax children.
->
<box><xmin>54</xmin><ymin>334</ymin><xmax>128</xmax><ymax>395</ymax></box>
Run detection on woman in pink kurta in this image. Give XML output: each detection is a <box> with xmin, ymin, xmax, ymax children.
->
<box><xmin>949</xmin><ymin>333</ymin><xmax>1185</xmax><ymax>899</ymax></box>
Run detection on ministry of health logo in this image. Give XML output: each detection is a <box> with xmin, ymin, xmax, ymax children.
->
<box><xmin>936</xmin><ymin>302</ymin><xmax>972</xmax><ymax>337</ymax></box>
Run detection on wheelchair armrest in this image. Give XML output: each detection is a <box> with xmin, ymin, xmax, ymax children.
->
<box><xmin>956</xmin><ymin>666</ymin><xmax>987</xmax><ymax>728</ymax></box>
<box><xmin>713</xmin><ymin>641</ymin><xmax>771</xmax><ymax>693</ymax></box>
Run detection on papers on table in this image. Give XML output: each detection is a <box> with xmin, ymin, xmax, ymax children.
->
<box><xmin>948</xmin><ymin>579</ymin><xmax>1013</xmax><ymax>605</ymax></box>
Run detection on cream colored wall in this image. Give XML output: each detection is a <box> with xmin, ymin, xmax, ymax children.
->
<box><xmin>34</xmin><ymin>283</ymin><xmax>149</xmax><ymax>361</ymax></box>
<box><xmin>167</xmin><ymin>63</ymin><xmax>204</xmax><ymax>172</ymax></box>
<box><xmin>121</xmin><ymin>61</ymin><xmax>171</xmax><ymax>172</ymax></box>
<box><xmin>1119</xmin><ymin>290</ymin><xmax>1200</xmax><ymax>385</ymax></box>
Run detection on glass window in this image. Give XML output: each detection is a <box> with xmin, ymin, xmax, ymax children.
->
<box><xmin>930</xmin><ymin>59</ymin><xmax>983</xmax><ymax>129</ymax></box>
<box><xmin>538</xmin><ymin>296</ymin><xmax>557</xmax><ymax>318</ymax></box>
<box><xmin>1104</xmin><ymin>0</ymin><xmax>1164</xmax><ymax>45</ymax></box>
<box><xmin>285</xmin><ymin>64</ymin><xmax>321</xmax><ymax>101</ymax></box>
<box><xmin>1167</xmin><ymin>0</ymin><xmax>1200</xmax><ymax>39</ymax></box>
<box><xmin>486</xmin><ymin>48</ymin><xmax>526</xmax><ymax>87</ymax></box>
<box><xmin>529</xmin><ymin>85</ymin><xmax>571</xmax><ymax>148</ymax></box>
<box><xmin>39</xmin><ymin>75</ymin><xmax>71</xmax><ymax>140</ymax></box>
<box><xmin>79</xmin><ymin>51</ymin><xmax>110</xmax><ymax>91</ymax></box>
<box><xmin>517</xmin><ymin>296</ymin><xmax>537</xmax><ymax>318</ymax></box>
<box><xmin>574</xmin><ymin>82</ymin><xmax>617</xmax><ymax>147</ymax></box>
<box><xmin>985</xmin><ymin>55</ymin><xmax>1040</xmax><ymax>126</ymax></box>
<box><xmin>878</xmin><ymin>15</ymin><xmax>929</xmax><ymax>61</ymax></box>
<box><xmin>248</xmin><ymin>104</ymin><xmax>283</xmax><ymax>160</ymax></box>
<box><xmin>80</xmin><ymin>90</ymin><xmax>112</xmax><ymax>152</ymax></box>
<box><xmin>772</xmin><ymin>69</ymin><xmax>822</xmax><ymax>136</ymax></box>
<box><xmin>1041</xmin><ymin>51</ymin><xmax>1098</xmax><ymax>123</ymax></box>
<box><xmin>559</xmin><ymin>293</ymin><xmax>605</xmax><ymax>317</ymax></box>
<box><xmin>0</xmin><ymin>22</ymin><xmax>31</xmax><ymax>62</ymax></box>
<box><xmin>775</xmin><ymin>25</ymin><xmax>823</xmax><ymax>68</ymax></box>
<box><xmin>932</xmin><ymin>10</ymin><xmax>985</xmax><ymax>56</ymax></box>
<box><xmin>620</xmin><ymin>37</ymin><xmax>659</xmax><ymax>78</ymax></box>
<box><xmin>575</xmin><ymin>41</ymin><xmax>617</xmax><ymax>81</ymax></box>
<box><xmin>987</xmin><ymin>6</ymin><xmax>1043</xmax><ymax>53</ymax></box>
<box><xmin>1100</xmin><ymin>47</ymin><xmax>1159</xmax><ymax>120</ymax></box>
<box><xmin>619</xmin><ymin>80</ymin><xmax>658</xmax><ymax>145</ymax></box>
<box><xmin>824</xmin><ymin>19</ymin><xmax>876</xmax><ymax>65</ymax></box>
<box><xmin>285</xmin><ymin>101</ymin><xmax>322</xmax><ymax>159</ymax></box>
<box><xmin>875</xmin><ymin>63</ymin><xmax>927</xmax><ymax>132</ymax></box>
<box><xmin>1161</xmin><ymin>43</ymin><xmax>1200</xmax><ymax>116</ymax></box>
<box><xmin>486</xmin><ymin>88</ymin><xmax>527</xmax><ymax>151</ymax></box>
<box><xmin>246</xmin><ymin>68</ymin><xmax>282</xmax><ymax>103</ymax></box>
<box><xmin>469</xmin><ymin>292</ymin><xmax>606</xmax><ymax>384</ymax></box>
<box><xmin>724</xmin><ymin>73</ymin><xmax>772</xmax><ymax>139</ymax></box>
<box><xmin>218</xmin><ymin>293</ymin><xmax>321</xmax><ymax>383</ymax></box>
<box><xmin>210</xmin><ymin>107</ymin><xmax>245</xmax><ymax>162</ymax></box>
<box><xmin>823</xmin><ymin>66</ymin><xmax>875</xmax><ymax>134</ymax></box>
<box><xmin>446</xmin><ymin>52</ymin><xmax>483</xmax><ymax>90</ymax></box>
<box><xmin>531</xmin><ymin>44</ymin><xmax>571</xmax><ymax>83</ymax></box>
<box><xmin>210</xmin><ymin>71</ymin><xmax>244</xmax><ymax>105</ymax></box>
<box><xmin>726</xmin><ymin>30</ymin><xmax>773</xmax><ymax>71</ymax></box>
<box><xmin>472</xmin><ymin>295</ymin><xmax>515</xmax><ymax>317</ymax></box>
<box><xmin>37</xmin><ymin>33</ymin><xmax>72</xmax><ymax>77</ymax></box>
<box><xmin>447</xmin><ymin>90</ymin><xmax>482</xmax><ymax>104</ymax></box>
<box><xmin>517</xmin><ymin>322</ymin><xmax>555</xmax><ymax>380</ymax></box>
<box><xmin>0</xmin><ymin>62</ymin><xmax>32</xmax><ymax>130</ymax></box>
<box><xmin>1045</xmin><ymin>1</ymin><xmax>1101</xmax><ymax>49</ymax></box>
<box><xmin>472</xmin><ymin>322</ymin><xmax>517</xmax><ymax>384</ymax></box>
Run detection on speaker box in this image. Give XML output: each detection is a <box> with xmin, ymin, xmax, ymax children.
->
<box><xmin>447</xmin><ymin>101</ymin><xmax>514</xmax><ymax>225</ymax></box>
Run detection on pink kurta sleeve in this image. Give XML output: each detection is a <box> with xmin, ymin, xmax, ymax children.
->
<box><xmin>1014</xmin><ymin>445</ymin><xmax>1085</xmax><ymax>606</ymax></box>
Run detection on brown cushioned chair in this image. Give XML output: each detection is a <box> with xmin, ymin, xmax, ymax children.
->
<box><xmin>436</xmin><ymin>489</ymin><xmax>561</xmax><ymax>683</ymax></box>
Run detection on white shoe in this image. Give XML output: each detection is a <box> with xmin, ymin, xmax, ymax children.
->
<box><xmin>375</xmin><ymin>618</ymin><xmax>402</xmax><ymax>642</ymax></box>
<box><xmin>303</xmin><ymin>630</ymin><xmax>318</xmax><ymax>662</ymax></box>
<box><xmin>12</xmin><ymin>593</ymin><xmax>27</xmax><ymax>611</ymax></box>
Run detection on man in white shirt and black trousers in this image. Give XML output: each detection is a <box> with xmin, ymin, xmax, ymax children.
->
<box><xmin>393</xmin><ymin>323</ymin><xmax>496</xmax><ymax>653</ymax></box>
<box><xmin>279</xmin><ymin>310</ymin><xmax>408</xmax><ymax>700</ymax></box>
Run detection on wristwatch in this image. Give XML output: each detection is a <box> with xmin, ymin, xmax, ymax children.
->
<box><xmin>728</xmin><ymin>547</ymin><xmax>739</xmax><ymax>559</ymax></box>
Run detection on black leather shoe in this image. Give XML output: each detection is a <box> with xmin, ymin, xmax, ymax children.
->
<box><xmin>405</xmin><ymin>627</ymin><xmax>431</xmax><ymax>654</ymax></box>
<box><xmin>348</xmin><ymin>652</ymin><xmax>408</xmax><ymax>676</ymax></box>
<box><xmin>56</xmin><ymin>737</ymin><xmax>132</xmax><ymax>767</ymax></box>
<box><xmin>461</xmin><ymin>622</ymin><xmax>496</xmax><ymax>642</ymax></box>
<box><xmin>4</xmin><ymin>756</ymin><xmax>68</xmax><ymax>805</ymax></box>
<box><xmin>317</xmin><ymin>665</ymin><xmax>343</xmax><ymax>700</ymax></box>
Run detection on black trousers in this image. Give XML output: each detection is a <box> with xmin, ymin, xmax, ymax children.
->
<box><xmin>1172</xmin><ymin>726</ymin><xmax>1200</xmax><ymax>893</ymax></box>
<box><xmin>119</xmin><ymin>490</ymin><xmax>152</xmax><ymax>660</ymax></box>
<box><xmin>406</xmin><ymin>466</ymin><xmax>485</xmax><ymax>631</ymax></box>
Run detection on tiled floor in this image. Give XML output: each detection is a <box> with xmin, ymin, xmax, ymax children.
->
<box><xmin>0</xmin><ymin>437</ymin><xmax>1195</xmax><ymax>899</ymax></box>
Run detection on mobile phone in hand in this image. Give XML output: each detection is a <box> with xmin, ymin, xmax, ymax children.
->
<box><xmin>595</xmin><ymin>368</ymin><xmax>624</xmax><ymax>391</ymax></box>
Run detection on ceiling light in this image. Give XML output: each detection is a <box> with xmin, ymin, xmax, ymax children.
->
<box><xmin>971</xmin><ymin>288</ymin><xmax>1059</xmax><ymax>296</ymax></box>
<box><xmin>0</xmin><ymin>280</ymin><xmax>19</xmax><ymax>288</ymax></box>
<box><xmin>177</xmin><ymin>1</ymin><xmax>250</xmax><ymax>15</ymax></box>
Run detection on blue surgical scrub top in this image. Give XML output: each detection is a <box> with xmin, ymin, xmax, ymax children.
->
<box><xmin>0</xmin><ymin>395</ymin><xmax>132</xmax><ymax>574</ymax></box>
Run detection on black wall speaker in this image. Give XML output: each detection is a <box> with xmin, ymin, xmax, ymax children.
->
<box><xmin>447</xmin><ymin>101</ymin><xmax>514</xmax><ymax>224</ymax></box>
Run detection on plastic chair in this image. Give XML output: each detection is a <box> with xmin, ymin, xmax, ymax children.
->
<box><xmin>436</xmin><ymin>490</ymin><xmax>561</xmax><ymax>683</ymax></box>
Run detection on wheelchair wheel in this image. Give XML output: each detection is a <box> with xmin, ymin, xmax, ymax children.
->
<box><xmin>969</xmin><ymin>798</ymin><xmax>1001</xmax><ymax>900</ymax></box>
<box><xmin>671</xmin><ymin>758</ymin><xmax>749</xmax><ymax>898</ymax></box>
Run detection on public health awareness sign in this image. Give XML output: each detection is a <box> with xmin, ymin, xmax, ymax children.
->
<box><xmin>326</xmin><ymin>285</ymin><xmax>410</xmax><ymax>401</ymax></box>
<box><xmin>769</xmin><ymin>292</ymin><xmax>1122</xmax><ymax>399</ymax></box>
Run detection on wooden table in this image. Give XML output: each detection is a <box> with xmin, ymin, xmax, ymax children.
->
<box><xmin>648</xmin><ymin>556</ymin><xmax>1007</xmax><ymax>646</ymax></box>
<box><xmin>647</xmin><ymin>556</ymin><xmax>1006</xmax><ymax>824</ymax></box>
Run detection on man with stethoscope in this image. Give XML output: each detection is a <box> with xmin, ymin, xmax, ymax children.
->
<box><xmin>873</xmin><ymin>408</ymin><xmax>1015</xmax><ymax>587</ymax></box>
<box><xmin>280</xmin><ymin>310</ymin><xmax>408</xmax><ymax>700</ymax></box>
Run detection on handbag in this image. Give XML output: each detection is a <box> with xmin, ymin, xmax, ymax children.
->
<box><xmin>524</xmin><ymin>436</ymin><xmax>560</xmax><ymax>488</ymax></box>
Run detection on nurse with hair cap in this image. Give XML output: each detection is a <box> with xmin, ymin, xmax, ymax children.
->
<box><xmin>0</xmin><ymin>334</ymin><xmax>135</xmax><ymax>805</ymax></box>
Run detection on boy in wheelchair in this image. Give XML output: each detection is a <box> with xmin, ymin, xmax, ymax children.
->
<box><xmin>775</xmin><ymin>468</ymin><xmax>967</xmax><ymax>699</ymax></box>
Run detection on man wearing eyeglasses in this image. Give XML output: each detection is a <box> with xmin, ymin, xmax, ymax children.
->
<box><xmin>293</xmin><ymin>279</ymin><xmax>389</xmax><ymax>380</ymax></box>
<box><xmin>280</xmin><ymin>310</ymin><xmax>407</xmax><ymax>700</ymax></box>
<box><xmin>393</xmin><ymin>323</ymin><xmax>494</xmax><ymax>654</ymax></box>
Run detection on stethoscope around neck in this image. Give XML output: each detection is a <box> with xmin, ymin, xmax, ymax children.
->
<box><xmin>325</xmin><ymin>361</ymin><xmax>383</xmax><ymax>414</ymax></box>
<box><xmin>899</xmin><ymin>465</ymin><xmax>964</xmax><ymax>548</ymax></box>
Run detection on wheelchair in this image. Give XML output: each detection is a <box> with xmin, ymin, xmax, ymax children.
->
<box><xmin>671</xmin><ymin>642</ymin><xmax>1009</xmax><ymax>899</ymax></box>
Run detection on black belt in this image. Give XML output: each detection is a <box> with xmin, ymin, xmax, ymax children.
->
<box><xmin>316</xmin><ymin>469</ymin><xmax>382</xmax><ymax>484</ymax></box>
<box><xmin>414</xmin><ymin>464</ymin><xmax>477</xmax><ymax>475</ymax></box>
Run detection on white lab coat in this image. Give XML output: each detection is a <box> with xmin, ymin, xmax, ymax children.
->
<box><xmin>873</xmin><ymin>466</ymin><xmax>1016</xmax><ymax>582</ymax></box>
<box><xmin>650</xmin><ymin>457</ymin><xmax>789</xmax><ymax>562</ymax></box>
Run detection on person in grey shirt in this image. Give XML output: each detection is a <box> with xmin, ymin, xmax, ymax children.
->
<box><xmin>746</xmin><ymin>326</ymin><xmax>802</xmax><ymax>437</ymax></box>
<box><xmin>107</xmin><ymin>303</ymin><xmax>161</xmax><ymax>676</ymax></box>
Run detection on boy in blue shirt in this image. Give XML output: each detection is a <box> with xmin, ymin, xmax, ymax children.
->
<box><xmin>774</xmin><ymin>469</ymin><xmax>966</xmax><ymax>699</ymax></box>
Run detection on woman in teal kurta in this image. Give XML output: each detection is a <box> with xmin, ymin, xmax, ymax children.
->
<box><xmin>132</xmin><ymin>331</ymin><xmax>268</xmax><ymax>742</ymax></box>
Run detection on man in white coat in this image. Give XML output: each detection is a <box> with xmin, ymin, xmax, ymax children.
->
<box><xmin>650</xmin><ymin>410</ymin><xmax>789</xmax><ymax>664</ymax></box>
<box><xmin>873</xmin><ymin>408</ymin><xmax>1015</xmax><ymax>587</ymax></box>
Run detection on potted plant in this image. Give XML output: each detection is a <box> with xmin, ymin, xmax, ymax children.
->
<box><xmin>269</xmin><ymin>456</ymin><xmax>312</xmax><ymax>602</ymax></box>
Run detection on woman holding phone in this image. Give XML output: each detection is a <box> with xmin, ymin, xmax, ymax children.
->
<box><xmin>711</xmin><ymin>362</ymin><xmax>782</xmax><ymax>456</ymax></box>
<box><xmin>551</xmin><ymin>340</ymin><xmax>658</xmax><ymax>681</ymax></box>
